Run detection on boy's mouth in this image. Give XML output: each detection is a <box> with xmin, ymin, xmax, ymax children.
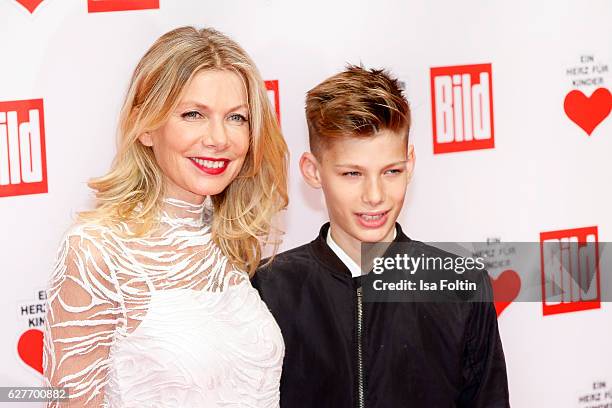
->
<box><xmin>355</xmin><ymin>210</ymin><xmax>390</xmax><ymax>228</ymax></box>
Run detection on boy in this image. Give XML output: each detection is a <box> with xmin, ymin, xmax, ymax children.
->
<box><xmin>252</xmin><ymin>65</ymin><xmax>509</xmax><ymax>407</ymax></box>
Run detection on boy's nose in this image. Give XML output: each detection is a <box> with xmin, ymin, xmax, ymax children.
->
<box><xmin>362</xmin><ymin>178</ymin><xmax>384</xmax><ymax>207</ymax></box>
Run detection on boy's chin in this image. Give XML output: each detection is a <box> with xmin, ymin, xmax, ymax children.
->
<box><xmin>351</xmin><ymin>224</ymin><xmax>395</xmax><ymax>243</ymax></box>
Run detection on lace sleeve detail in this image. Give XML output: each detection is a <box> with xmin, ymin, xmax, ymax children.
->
<box><xmin>43</xmin><ymin>227</ymin><xmax>124</xmax><ymax>407</ymax></box>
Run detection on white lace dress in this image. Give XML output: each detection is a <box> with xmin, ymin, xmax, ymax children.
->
<box><xmin>42</xmin><ymin>197</ymin><xmax>284</xmax><ymax>407</ymax></box>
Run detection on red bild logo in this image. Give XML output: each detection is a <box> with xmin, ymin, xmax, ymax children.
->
<box><xmin>540</xmin><ymin>226</ymin><xmax>601</xmax><ymax>316</ymax></box>
<box><xmin>265</xmin><ymin>80</ymin><xmax>281</xmax><ymax>125</ymax></box>
<box><xmin>430</xmin><ymin>63</ymin><xmax>495</xmax><ymax>154</ymax></box>
<box><xmin>0</xmin><ymin>99</ymin><xmax>47</xmax><ymax>198</ymax></box>
<box><xmin>87</xmin><ymin>0</ymin><xmax>159</xmax><ymax>13</ymax></box>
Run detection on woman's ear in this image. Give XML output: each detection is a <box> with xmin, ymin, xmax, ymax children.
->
<box><xmin>299</xmin><ymin>152</ymin><xmax>322</xmax><ymax>189</ymax></box>
<box><xmin>138</xmin><ymin>132</ymin><xmax>154</xmax><ymax>147</ymax></box>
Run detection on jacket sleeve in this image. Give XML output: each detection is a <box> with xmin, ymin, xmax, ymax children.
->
<box><xmin>457</xmin><ymin>271</ymin><xmax>510</xmax><ymax>407</ymax></box>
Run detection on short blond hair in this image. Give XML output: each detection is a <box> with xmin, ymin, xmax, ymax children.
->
<box><xmin>305</xmin><ymin>65</ymin><xmax>410</xmax><ymax>157</ymax></box>
<box><xmin>78</xmin><ymin>26</ymin><xmax>288</xmax><ymax>276</ymax></box>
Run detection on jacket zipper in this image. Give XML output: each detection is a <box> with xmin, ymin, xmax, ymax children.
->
<box><xmin>356</xmin><ymin>286</ymin><xmax>365</xmax><ymax>408</ymax></box>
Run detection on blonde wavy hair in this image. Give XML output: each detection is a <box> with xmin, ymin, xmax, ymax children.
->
<box><xmin>78</xmin><ymin>26</ymin><xmax>288</xmax><ymax>276</ymax></box>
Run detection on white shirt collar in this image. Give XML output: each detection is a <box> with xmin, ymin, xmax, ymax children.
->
<box><xmin>326</xmin><ymin>226</ymin><xmax>397</xmax><ymax>278</ymax></box>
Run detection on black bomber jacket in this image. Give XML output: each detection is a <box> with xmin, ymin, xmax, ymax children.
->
<box><xmin>252</xmin><ymin>223</ymin><xmax>510</xmax><ymax>408</ymax></box>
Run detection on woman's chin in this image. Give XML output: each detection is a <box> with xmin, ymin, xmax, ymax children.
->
<box><xmin>190</xmin><ymin>186</ymin><xmax>227</xmax><ymax>198</ymax></box>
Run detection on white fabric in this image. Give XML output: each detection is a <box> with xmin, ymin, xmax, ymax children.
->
<box><xmin>42</xmin><ymin>196</ymin><xmax>284</xmax><ymax>408</ymax></box>
<box><xmin>326</xmin><ymin>228</ymin><xmax>362</xmax><ymax>278</ymax></box>
<box><xmin>326</xmin><ymin>226</ymin><xmax>397</xmax><ymax>278</ymax></box>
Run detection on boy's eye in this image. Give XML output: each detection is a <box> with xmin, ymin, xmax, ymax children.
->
<box><xmin>385</xmin><ymin>169</ymin><xmax>403</xmax><ymax>175</ymax></box>
<box><xmin>228</xmin><ymin>113</ymin><xmax>248</xmax><ymax>123</ymax></box>
<box><xmin>182</xmin><ymin>111</ymin><xmax>202</xmax><ymax>120</ymax></box>
<box><xmin>342</xmin><ymin>171</ymin><xmax>361</xmax><ymax>177</ymax></box>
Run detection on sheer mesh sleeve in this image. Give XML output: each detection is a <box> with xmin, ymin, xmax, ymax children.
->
<box><xmin>43</xmin><ymin>228</ymin><xmax>124</xmax><ymax>407</ymax></box>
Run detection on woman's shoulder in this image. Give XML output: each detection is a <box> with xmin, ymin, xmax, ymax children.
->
<box><xmin>49</xmin><ymin>221</ymin><xmax>122</xmax><ymax>306</ymax></box>
<box><xmin>60</xmin><ymin>219</ymin><xmax>113</xmax><ymax>243</ymax></box>
<box><xmin>54</xmin><ymin>220</ymin><xmax>121</xmax><ymax>265</ymax></box>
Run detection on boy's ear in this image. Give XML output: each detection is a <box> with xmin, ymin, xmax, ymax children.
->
<box><xmin>138</xmin><ymin>131</ymin><xmax>154</xmax><ymax>147</ymax></box>
<box><xmin>299</xmin><ymin>152</ymin><xmax>322</xmax><ymax>189</ymax></box>
<box><xmin>405</xmin><ymin>144</ymin><xmax>416</xmax><ymax>183</ymax></box>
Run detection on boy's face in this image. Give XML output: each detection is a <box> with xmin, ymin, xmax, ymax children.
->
<box><xmin>300</xmin><ymin>129</ymin><xmax>415</xmax><ymax>247</ymax></box>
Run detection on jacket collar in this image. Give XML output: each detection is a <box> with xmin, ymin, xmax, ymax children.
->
<box><xmin>310</xmin><ymin>222</ymin><xmax>410</xmax><ymax>278</ymax></box>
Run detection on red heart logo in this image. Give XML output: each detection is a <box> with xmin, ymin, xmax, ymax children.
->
<box><xmin>15</xmin><ymin>0</ymin><xmax>44</xmax><ymax>13</ymax></box>
<box><xmin>563</xmin><ymin>88</ymin><xmax>612</xmax><ymax>135</ymax></box>
<box><xmin>17</xmin><ymin>329</ymin><xmax>44</xmax><ymax>374</ymax></box>
<box><xmin>490</xmin><ymin>269</ymin><xmax>521</xmax><ymax>317</ymax></box>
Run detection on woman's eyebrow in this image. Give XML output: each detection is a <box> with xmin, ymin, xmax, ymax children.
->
<box><xmin>177</xmin><ymin>102</ymin><xmax>248</xmax><ymax>112</ymax></box>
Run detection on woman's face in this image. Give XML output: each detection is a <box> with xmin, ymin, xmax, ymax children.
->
<box><xmin>139</xmin><ymin>69</ymin><xmax>250</xmax><ymax>204</ymax></box>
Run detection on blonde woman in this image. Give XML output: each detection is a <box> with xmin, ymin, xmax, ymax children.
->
<box><xmin>42</xmin><ymin>26</ymin><xmax>288</xmax><ymax>407</ymax></box>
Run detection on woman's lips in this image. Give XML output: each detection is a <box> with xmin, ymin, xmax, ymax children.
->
<box><xmin>189</xmin><ymin>157</ymin><xmax>229</xmax><ymax>175</ymax></box>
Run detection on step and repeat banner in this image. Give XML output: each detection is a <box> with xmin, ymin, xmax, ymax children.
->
<box><xmin>1</xmin><ymin>0</ymin><xmax>611</xmax><ymax>407</ymax></box>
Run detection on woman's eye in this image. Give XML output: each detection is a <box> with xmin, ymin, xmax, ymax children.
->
<box><xmin>182</xmin><ymin>111</ymin><xmax>202</xmax><ymax>120</ymax></box>
<box><xmin>228</xmin><ymin>113</ymin><xmax>248</xmax><ymax>123</ymax></box>
<box><xmin>342</xmin><ymin>171</ymin><xmax>361</xmax><ymax>177</ymax></box>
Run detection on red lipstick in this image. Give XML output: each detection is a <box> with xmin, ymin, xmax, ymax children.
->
<box><xmin>189</xmin><ymin>157</ymin><xmax>229</xmax><ymax>175</ymax></box>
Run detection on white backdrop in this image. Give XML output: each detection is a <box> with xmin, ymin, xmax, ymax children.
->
<box><xmin>1</xmin><ymin>0</ymin><xmax>611</xmax><ymax>407</ymax></box>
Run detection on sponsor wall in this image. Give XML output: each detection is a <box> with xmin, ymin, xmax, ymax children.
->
<box><xmin>1</xmin><ymin>0</ymin><xmax>611</xmax><ymax>406</ymax></box>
